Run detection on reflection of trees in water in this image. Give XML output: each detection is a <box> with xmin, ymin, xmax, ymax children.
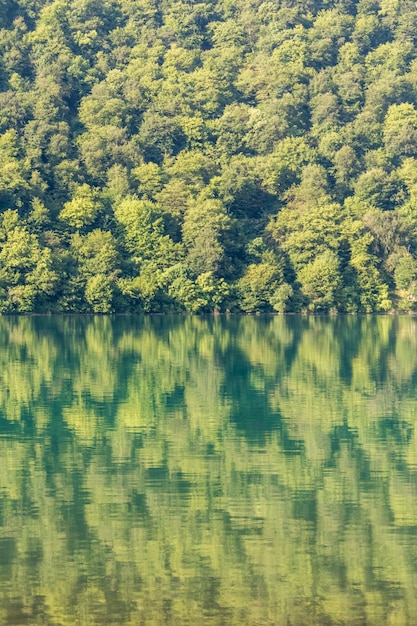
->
<box><xmin>0</xmin><ymin>316</ymin><xmax>417</xmax><ymax>624</ymax></box>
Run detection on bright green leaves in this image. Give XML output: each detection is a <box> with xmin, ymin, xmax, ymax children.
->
<box><xmin>0</xmin><ymin>130</ymin><xmax>27</xmax><ymax>208</ymax></box>
<box><xmin>183</xmin><ymin>197</ymin><xmax>231</xmax><ymax>275</ymax></box>
<box><xmin>168</xmin><ymin>269</ymin><xmax>230</xmax><ymax>312</ymax></box>
<box><xmin>386</xmin><ymin>249</ymin><xmax>417</xmax><ymax>310</ymax></box>
<box><xmin>0</xmin><ymin>210</ymin><xmax>58</xmax><ymax>312</ymax></box>
<box><xmin>298</xmin><ymin>251</ymin><xmax>342</xmax><ymax>313</ymax></box>
<box><xmin>237</xmin><ymin>262</ymin><xmax>283</xmax><ymax>313</ymax></box>
<box><xmin>257</xmin><ymin>137</ymin><xmax>316</xmax><ymax>195</ymax></box>
<box><xmin>343</xmin><ymin>217</ymin><xmax>392</xmax><ymax>312</ymax></box>
<box><xmin>71</xmin><ymin>229</ymin><xmax>118</xmax><ymax>278</ymax></box>
<box><xmin>237</xmin><ymin>26</ymin><xmax>310</xmax><ymax>103</ymax></box>
<box><xmin>0</xmin><ymin>0</ymin><xmax>417</xmax><ymax>313</ymax></box>
<box><xmin>70</xmin><ymin>229</ymin><xmax>120</xmax><ymax>312</ymax></box>
<box><xmin>113</xmin><ymin>194</ymin><xmax>234</xmax><ymax>312</ymax></box>
<box><xmin>114</xmin><ymin>197</ymin><xmax>184</xmax><ymax>311</ymax></box>
<box><xmin>268</xmin><ymin>161</ymin><xmax>395</xmax><ymax>312</ymax></box>
<box><xmin>115</xmin><ymin>196</ymin><xmax>181</xmax><ymax>266</ymax></box>
<box><xmin>59</xmin><ymin>184</ymin><xmax>101</xmax><ymax>230</ymax></box>
<box><xmin>383</xmin><ymin>103</ymin><xmax>417</xmax><ymax>159</ymax></box>
<box><xmin>270</xmin><ymin>200</ymin><xmax>347</xmax><ymax>312</ymax></box>
<box><xmin>79</xmin><ymin>71</ymin><xmax>131</xmax><ymax>130</ymax></box>
<box><xmin>270</xmin><ymin>165</ymin><xmax>339</xmax><ymax>264</ymax></box>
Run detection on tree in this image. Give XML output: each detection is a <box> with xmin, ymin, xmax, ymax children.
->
<box><xmin>70</xmin><ymin>229</ymin><xmax>120</xmax><ymax>312</ymax></box>
<box><xmin>0</xmin><ymin>129</ymin><xmax>27</xmax><ymax>209</ymax></box>
<box><xmin>182</xmin><ymin>197</ymin><xmax>232</xmax><ymax>276</ymax></box>
<box><xmin>343</xmin><ymin>217</ymin><xmax>392</xmax><ymax>312</ymax></box>
<box><xmin>0</xmin><ymin>210</ymin><xmax>58</xmax><ymax>312</ymax></box>
<box><xmin>269</xmin><ymin>165</ymin><xmax>342</xmax><ymax>271</ymax></box>
<box><xmin>237</xmin><ymin>261</ymin><xmax>283</xmax><ymax>312</ymax></box>
<box><xmin>115</xmin><ymin>196</ymin><xmax>181</xmax><ymax>268</ymax></box>
<box><xmin>298</xmin><ymin>250</ymin><xmax>342</xmax><ymax>312</ymax></box>
<box><xmin>59</xmin><ymin>183</ymin><xmax>102</xmax><ymax>230</ymax></box>
<box><xmin>383</xmin><ymin>103</ymin><xmax>417</xmax><ymax>159</ymax></box>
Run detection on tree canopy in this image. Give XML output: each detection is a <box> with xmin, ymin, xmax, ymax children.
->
<box><xmin>1</xmin><ymin>0</ymin><xmax>417</xmax><ymax>312</ymax></box>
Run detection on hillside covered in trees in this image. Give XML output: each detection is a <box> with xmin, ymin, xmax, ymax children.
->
<box><xmin>0</xmin><ymin>0</ymin><xmax>417</xmax><ymax>313</ymax></box>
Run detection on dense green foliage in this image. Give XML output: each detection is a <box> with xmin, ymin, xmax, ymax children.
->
<box><xmin>1</xmin><ymin>0</ymin><xmax>417</xmax><ymax>312</ymax></box>
<box><xmin>2</xmin><ymin>315</ymin><xmax>417</xmax><ymax>624</ymax></box>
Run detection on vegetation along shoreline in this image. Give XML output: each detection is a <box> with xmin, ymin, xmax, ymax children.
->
<box><xmin>1</xmin><ymin>0</ymin><xmax>417</xmax><ymax>314</ymax></box>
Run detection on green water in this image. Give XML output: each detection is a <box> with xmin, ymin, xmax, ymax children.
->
<box><xmin>1</xmin><ymin>315</ymin><xmax>417</xmax><ymax>625</ymax></box>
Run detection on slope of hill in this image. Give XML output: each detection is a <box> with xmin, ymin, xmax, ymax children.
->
<box><xmin>1</xmin><ymin>0</ymin><xmax>417</xmax><ymax>313</ymax></box>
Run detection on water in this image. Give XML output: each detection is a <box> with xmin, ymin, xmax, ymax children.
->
<box><xmin>0</xmin><ymin>315</ymin><xmax>417</xmax><ymax>625</ymax></box>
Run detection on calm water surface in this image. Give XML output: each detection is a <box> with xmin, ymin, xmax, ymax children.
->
<box><xmin>1</xmin><ymin>315</ymin><xmax>417</xmax><ymax>625</ymax></box>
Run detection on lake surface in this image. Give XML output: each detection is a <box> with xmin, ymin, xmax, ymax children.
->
<box><xmin>1</xmin><ymin>315</ymin><xmax>417</xmax><ymax>625</ymax></box>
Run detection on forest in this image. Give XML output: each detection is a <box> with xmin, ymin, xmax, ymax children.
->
<box><xmin>1</xmin><ymin>0</ymin><xmax>417</xmax><ymax>313</ymax></box>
